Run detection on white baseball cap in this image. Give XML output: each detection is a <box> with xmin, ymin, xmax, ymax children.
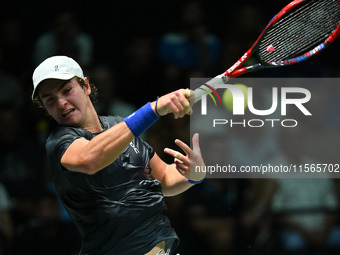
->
<box><xmin>32</xmin><ymin>56</ymin><xmax>84</xmax><ymax>99</ymax></box>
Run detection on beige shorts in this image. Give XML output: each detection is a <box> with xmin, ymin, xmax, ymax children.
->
<box><xmin>145</xmin><ymin>241</ymin><xmax>169</xmax><ymax>255</ymax></box>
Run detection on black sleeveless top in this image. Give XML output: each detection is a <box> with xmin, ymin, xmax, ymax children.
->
<box><xmin>45</xmin><ymin>116</ymin><xmax>179</xmax><ymax>254</ymax></box>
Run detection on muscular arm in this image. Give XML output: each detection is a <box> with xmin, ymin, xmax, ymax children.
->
<box><xmin>150</xmin><ymin>153</ymin><xmax>194</xmax><ymax>197</ymax></box>
<box><xmin>61</xmin><ymin>121</ymin><xmax>134</xmax><ymax>174</ymax></box>
<box><xmin>150</xmin><ymin>133</ymin><xmax>206</xmax><ymax>196</ymax></box>
<box><xmin>60</xmin><ymin>89</ymin><xmax>192</xmax><ymax>174</ymax></box>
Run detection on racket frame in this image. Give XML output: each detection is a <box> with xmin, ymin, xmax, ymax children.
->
<box><xmin>193</xmin><ymin>0</ymin><xmax>340</xmax><ymax>103</ymax></box>
<box><xmin>225</xmin><ymin>0</ymin><xmax>340</xmax><ymax>80</ymax></box>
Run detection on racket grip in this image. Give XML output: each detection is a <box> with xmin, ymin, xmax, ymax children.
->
<box><xmin>192</xmin><ymin>74</ymin><xmax>228</xmax><ymax>104</ymax></box>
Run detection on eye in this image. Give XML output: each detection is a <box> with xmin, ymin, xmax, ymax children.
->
<box><xmin>44</xmin><ymin>96</ymin><xmax>55</xmax><ymax>104</ymax></box>
<box><xmin>63</xmin><ymin>87</ymin><xmax>72</xmax><ymax>94</ymax></box>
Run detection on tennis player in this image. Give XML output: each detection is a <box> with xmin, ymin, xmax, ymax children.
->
<box><xmin>31</xmin><ymin>56</ymin><xmax>205</xmax><ymax>255</ymax></box>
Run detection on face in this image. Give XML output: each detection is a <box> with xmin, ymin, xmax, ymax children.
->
<box><xmin>39</xmin><ymin>78</ymin><xmax>92</xmax><ymax>127</ymax></box>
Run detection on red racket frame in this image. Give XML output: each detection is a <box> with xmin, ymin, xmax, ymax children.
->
<box><xmin>223</xmin><ymin>0</ymin><xmax>340</xmax><ymax>80</ymax></box>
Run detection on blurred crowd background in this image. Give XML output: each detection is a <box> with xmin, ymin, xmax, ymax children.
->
<box><xmin>1</xmin><ymin>0</ymin><xmax>340</xmax><ymax>254</ymax></box>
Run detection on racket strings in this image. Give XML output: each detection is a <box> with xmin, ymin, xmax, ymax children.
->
<box><xmin>260</xmin><ymin>0</ymin><xmax>339</xmax><ymax>62</ymax></box>
<box><xmin>259</xmin><ymin>0</ymin><xmax>340</xmax><ymax>63</ymax></box>
<box><xmin>260</xmin><ymin>0</ymin><xmax>338</xmax><ymax>61</ymax></box>
<box><xmin>273</xmin><ymin>5</ymin><xmax>338</xmax><ymax>59</ymax></box>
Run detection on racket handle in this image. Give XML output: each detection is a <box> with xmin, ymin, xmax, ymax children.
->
<box><xmin>192</xmin><ymin>74</ymin><xmax>228</xmax><ymax>104</ymax></box>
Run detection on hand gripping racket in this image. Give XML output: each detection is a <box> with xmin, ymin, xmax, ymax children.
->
<box><xmin>193</xmin><ymin>0</ymin><xmax>340</xmax><ymax>103</ymax></box>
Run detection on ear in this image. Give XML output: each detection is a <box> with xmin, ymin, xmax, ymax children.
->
<box><xmin>83</xmin><ymin>77</ymin><xmax>91</xmax><ymax>96</ymax></box>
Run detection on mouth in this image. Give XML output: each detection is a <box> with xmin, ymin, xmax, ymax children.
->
<box><xmin>61</xmin><ymin>109</ymin><xmax>75</xmax><ymax>118</ymax></box>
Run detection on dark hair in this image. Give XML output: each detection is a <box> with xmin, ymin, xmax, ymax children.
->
<box><xmin>76</xmin><ymin>77</ymin><xmax>98</xmax><ymax>102</ymax></box>
<box><xmin>32</xmin><ymin>77</ymin><xmax>98</xmax><ymax>108</ymax></box>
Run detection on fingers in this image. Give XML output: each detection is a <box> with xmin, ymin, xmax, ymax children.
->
<box><xmin>174</xmin><ymin>133</ymin><xmax>201</xmax><ymax>156</ymax></box>
<box><xmin>157</xmin><ymin>89</ymin><xmax>193</xmax><ymax>118</ymax></box>
<box><xmin>163</xmin><ymin>147</ymin><xmax>190</xmax><ymax>176</ymax></box>
<box><xmin>164</xmin><ymin>133</ymin><xmax>205</xmax><ymax>181</ymax></box>
<box><xmin>184</xmin><ymin>88</ymin><xmax>191</xmax><ymax>99</ymax></box>
<box><xmin>174</xmin><ymin>151</ymin><xmax>182</xmax><ymax>160</ymax></box>
<box><xmin>164</xmin><ymin>148</ymin><xmax>188</xmax><ymax>161</ymax></box>
<box><xmin>192</xmin><ymin>133</ymin><xmax>202</xmax><ymax>154</ymax></box>
<box><xmin>174</xmin><ymin>139</ymin><xmax>191</xmax><ymax>156</ymax></box>
<box><xmin>174</xmin><ymin>159</ymin><xmax>190</xmax><ymax>176</ymax></box>
<box><xmin>172</xmin><ymin>98</ymin><xmax>187</xmax><ymax>119</ymax></box>
<box><xmin>171</xmin><ymin>89</ymin><xmax>192</xmax><ymax>119</ymax></box>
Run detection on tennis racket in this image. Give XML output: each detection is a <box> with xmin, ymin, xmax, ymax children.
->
<box><xmin>193</xmin><ymin>0</ymin><xmax>340</xmax><ymax>103</ymax></box>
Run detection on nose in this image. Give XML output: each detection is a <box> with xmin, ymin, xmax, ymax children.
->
<box><xmin>57</xmin><ymin>97</ymin><xmax>67</xmax><ymax>109</ymax></box>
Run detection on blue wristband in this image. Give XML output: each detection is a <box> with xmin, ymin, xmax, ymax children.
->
<box><xmin>187</xmin><ymin>173</ymin><xmax>206</xmax><ymax>184</ymax></box>
<box><xmin>124</xmin><ymin>102</ymin><xmax>159</xmax><ymax>137</ymax></box>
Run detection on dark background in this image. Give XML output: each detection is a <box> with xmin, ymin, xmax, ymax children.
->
<box><xmin>0</xmin><ymin>1</ymin><xmax>340</xmax><ymax>254</ymax></box>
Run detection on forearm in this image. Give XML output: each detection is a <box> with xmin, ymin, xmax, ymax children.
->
<box><xmin>160</xmin><ymin>133</ymin><xmax>206</xmax><ymax>196</ymax></box>
<box><xmin>161</xmin><ymin>163</ymin><xmax>194</xmax><ymax>197</ymax></box>
<box><xmin>85</xmin><ymin>101</ymin><xmax>161</xmax><ymax>171</ymax></box>
<box><xmin>63</xmin><ymin>121</ymin><xmax>134</xmax><ymax>173</ymax></box>
<box><xmin>87</xmin><ymin>91</ymin><xmax>190</xmax><ymax>170</ymax></box>
<box><xmin>63</xmin><ymin>89</ymin><xmax>192</xmax><ymax>174</ymax></box>
<box><xmin>87</xmin><ymin>122</ymin><xmax>134</xmax><ymax>166</ymax></box>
